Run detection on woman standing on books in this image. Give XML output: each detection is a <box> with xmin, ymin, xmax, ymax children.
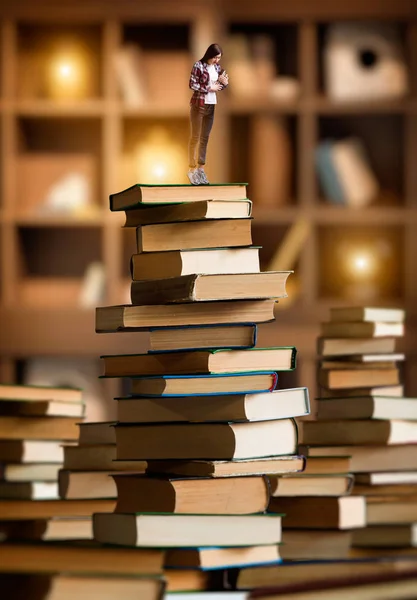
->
<box><xmin>188</xmin><ymin>43</ymin><xmax>229</xmax><ymax>185</ymax></box>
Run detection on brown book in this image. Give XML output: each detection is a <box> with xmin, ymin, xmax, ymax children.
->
<box><xmin>93</xmin><ymin>512</ymin><xmax>282</xmax><ymax>547</ymax></box>
<box><xmin>267</xmin><ymin>474</ymin><xmax>353</xmax><ymax>498</ymax></box>
<box><xmin>147</xmin><ymin>323</ymin><xmax>257</xmax><ymax>352</ymax></box>
<box><xmin>0</xmin><ymin>440</ymin><xmax>64</xmax><ymax>464</ymax></box>
<box><xmin>268</xmin><ymin>496</ymin><xmax>366</xmax><ymax>529</ymax></box>
<box><xmin>113</xmin><ymin>474</ymin><xmax>269</xmax><ymax>514</ymax></box>
<box><xmin>301</xmin><ymin>420</ymin><xmax>417</xmax><ymax>446</ymax></box>
<box><xmin>0</xmin><ymin>417</ymin><xmax>79</xmax><ymax>441</ymax></box>
<box><xmin>321</xmin><ymin>321</ymin><xmax>404</xmax><ymax>338</ymax></box>
<box><xmin>330</xmin><ymin>307</ymin><xmax>405</xmax><ymax>323</ymax></box>
<box><xmin>0</xmin><ymin>464</ymin><xmax>60</xmax><ymax>482</ymax></box>
<box><xmin>317</xmin><ymin>396</ymin><xmax>417</xmax><ymax>421</ymax></box>
<box><xmin>124</xmin><ymin>199</ymin><xmax>252</xmax><ymax>226</ymax></box>
<box><xmin>96</xmin><ymin>299</ymin><xmax>276</xmax><ymax>332</ymax></box>
<box><xmin>77</xmin><ymin>422</ymin><xmax>115</xmax><ymax>445</ymax></box>
<box><xmin>164</xmin><ymin>569</ymin><xmax>208</xmax><ymax>593</ymax></box>
<box><xmin>280</xmin><ymin>530</ymin><xmax>352</xmax><ymax>560</ymax></box>
<box><xmin>131</xmin><ymin>247</ymin><xmax>260</xmax><ymax>280</ymax></box>
<box><xmin>0</xmin><ymin>400</ymin><xmax>85</xmax><ymax>418</ymax></box>
<box><xmin>319</xmin><ymin>385</ymin><xmax>404</xmax><ymax>398</ymax></box>
<box><xmin>110</xmin><ymin>183</ymin><xmax>248</xmax><ymax>210</ymax></box>
<box><xmin>101</xmin><ymin>347</ymin><xmax>296</xmax><ymax>378</ymax></box>
<box><xmin>0</xmin><ymin>482</ymin><xmax>58</xmax><ymax>500</ymax></box>
<box><xmin>352</xmin><ymin>524</ymin><xmax>417</xmax><ymax>548</ymax></box>
<box><xmin>164</xmin><ymin>545</ymin><xmax>280</xmax><ymax>570</ymax></box>
<box><xmin>146</xmin><ymin>456</ymin><xmax>305</xmax><ymax>478</ymax></box>
<box><xmin>59</xmin><ymin>471</ymin><xmax>120</xmax><ymax>500</ymax></box>
<box><xmin>317</xmin><ymin>337</ymin><xmax>397</xmax><ymax>357</ymax></box>
<box><xmin>136</xmin><ymin>219</ymin><xmax>252</xmax><ymax>252</ymax></box>
<box><xmin>0</xmin><ymin>384</ymin><xmax>82</xmax><ymax>404</ymax></box>
<box><xmin>366</xmin><ymin>495</ymin><xmax>417</xmax><ymax>525</ymax></box>
<box><xmin>302</xmin><ymin>456</ymin><xmax>351</xmax><ymax>475</ymax></box>
<box><xmin>63</xmin><ymin>444</ymin><xmax>145</xmax><ymax>472</ymax></box>
<box><xmin>299</xmin><ymin>444</ymin><xmax>417</xmax><ymax>473</ymax></box>
<box><xmin>356</xmin><ymin>472</ymin><xmax>417</xmax><ymax>486</ymax></box>
<box><xmin>0</xmin><ymin>517</ymin><xmax>93</xmax><ymax>542</ymax></box>
<box><xmin>130</xmin><ymin>272</ymin><xmax>291</xmax><ymax>304</ymax></box>
<box><xmin>354</xmin><ymin>483</ymin><xmax>417</xmax><ymax>496</ymax></box>
<box><xmin>0</xmin><ymin>542</ymin><xmax>163</xmax><ymax>574</ymax></box>
<box><xmin>0</xmin><ymin>498</ymin><xmax>115</xmax><ymax>519</ymax></box>
<box><xmin>318</xmin><ymin>367</ymin><xmax>400</xmax><ymax>390</ymax></box>
<box><xmin>115</xmin><ymin>419</ymin><xmax>298</xmax><ymax>461</ymax></box>
<box><xmin>117</xmin><ymin>387</ymin><xmax>309</xmax><ymax>424</ymax></box>
<box><xmin>320</xmin><ymin>359</ymin><xmax>401</xmax><ymax>369</ymax></box>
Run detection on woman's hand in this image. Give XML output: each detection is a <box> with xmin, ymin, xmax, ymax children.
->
<box><xmin>210</xmin><ymin>81</ymin><xmax>223</xmax><ymax>92</ymax></box>
<box><xmin>218</xmin><ymin>72</ymin><xmax>229</xmax><ymax>85</ymax></box>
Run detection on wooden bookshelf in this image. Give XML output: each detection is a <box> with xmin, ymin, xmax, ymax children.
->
<box><xmin>0</xmin><ymin>0</ymin><xmax>416</xmax><ymax>404</ymax></box>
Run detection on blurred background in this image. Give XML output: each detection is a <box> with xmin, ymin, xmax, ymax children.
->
<box><xmin>0</xmin><ymin>0</ymin><xmax>416</xmax><ymax>419</ymax></box>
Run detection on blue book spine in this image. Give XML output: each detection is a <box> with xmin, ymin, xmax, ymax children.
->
<box><xmin>315</xmin><ymin>140</ymin><xmax>346</xmax><ymax>205</ymax></box>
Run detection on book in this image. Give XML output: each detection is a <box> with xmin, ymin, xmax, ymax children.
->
<box><xmin>130</xmin><ymin>272</ymin><xmax>291</xmax><ymax>304</ymax></box>
<box><xmin>268</xmin><ymin>496</ymin><xmax>366</xmax><ymax>529</ymax></box>
<box><xmin>124</xmin><ymin>199</ymin><xmax>252</xmax><ymax>226</ymax></box>
<box><xmin>59</xmin><ymin>471</ymin><xmax>120</xmax><ymax>500</ymax></box>
<box><xmin>0</xmin><ymin>463</ymin><xmax>61</xmax><ymax>482</ymax></box>
<box><xmin>352</xmin><ymin>524</ymin><xmax>417</xmax><ymax>547</ymax></box>
<box><xmin>354</xmin><ymin>483</ymin><xmax>417</xmax><ymax>496</ymax></box>
<box><xmin>115</xmin><ymin>419</ymin><xmax>298</xmax><ymax>460</ymax></box>
<box><xmin>101</xmin><ymin>347</ymin><xmax>297</xmax><ymax>378</ymax></box>
<box><xmin>321</xmin><ymin>321</ymin><xmax>404</xmax><ymax>338</ymax></box>
<box><xmin>164</xmin><ymin>545</ymin><xmax>281</xmax><ymax>570</ymax></box>
<box><xmin>355</xmin><ymin>472</ymin><xmax>417</xmax><ymax>486</ymax></box>
<box><xmin>129</xmin><ymin>372</ymin><xmax>279</xmax><ymax>397</ymax></box>
<box><xmin>0</xmin><ymin>417</ymin><xmax>79</xmax><ymax>441</ymax></box>
<box><xmin>0</xmin><ymin>384</ymin><xmax>82</xmax><ymax>403</ymax></box>
<box><xmin>0</xmin><ymin>400</ymin><xmax>85</xmax><ymax>418</ymax></box>
<box><xmin>299</xmin><ymin>444</ymin><xmax>417</xmax><ymax>473</ymax></box>
<box><xmin>301</xmin><ymin>420</ymin><xmax>417</xmax><ymax>446</ymax></box>
<box><xmin>0</xmin><ymin>542</ymin><xmax>164</xmax><ymax>574</ymax></box>
<box><xmin>302</xmin><ymin>456</ymin><xmax>351</xmax><ymax>475</ymax></box>
<box><xmin>0</xmin><ymin>481</ymin><xmax>58</xmax><ymax>500</ymax></box>
<box><xmin>63</xmin><ymin>444</ymin><xmax>145</xmax><ymax>472</ymax></box>
<box><xmin>330</xmin><ymin>307</ymin><xmax>405</xmax><ymax>323</ymax></box>
<box><xmin>0</xmin><ymin>440</ymin><xmax>64</xmax><ymax>463</ymax></box>
<box><xmin>131</xmin><ymin>247</ymin><xmax>260</xmax><ymax>280</ymax></box>
<box><xmin>146</xmin><ymin>456</ymin><xmax>305</xmax><ymax>478</ymax></box>
<box><xmin>317</xmin><ymin>337</ymin><xmax>397</xmax><ymax>357</ymax></box>
<box><xmin>366</xmin><ymin>495</ymin><xmax>417</xmax><ymax>525</ymax></box>
<box><xmin>319</xmin><ymin>385</ymin><xmax>404</xmax><ymax>398</ymax></box>
<box><xmin>165</xmin><ymin>569</ymin><xmax>208</xmax><ymax>592</ymax></box>
<box><xmin>317</xmin><ymin>396</ymin><xmax>417</xmax><ymax>421</ymax></box>
<box><xmin>96</xmin><ymin>300</ymin><xmax>276</xmax><ymax>332</ymax></box>
<box><xmin>267</xmin><ymin>474</ymin><xmax>354</xmax><ymax>498</ymax></box>
<box><xmin>0</xmin><ymin>498</ymin><xmax>115</xmax><ymax>519</ymax></box>
<box><xmin>110</xmin><ymin>183</ymin><xmax>248</xmax><ymax>210</ymax></box>
<box><xmin>0</xmin><ymin>517</ymin><xmax>93</xmax><ymax>541</ymax></box>
<box><xmin>116</xmin><ymin>387</ymin><xmax>309</xmax><ymax>424</ymax></box>
<box><xmin>93</xmin><ymin>513</ymin><xmax>282</xmax><ymax>547</ymax></box>
<box><xmin>136</xmin><ymin>219</ymin><xmax>252</xmax><ymax>252</ymax></box>
<box><xmin>147</xmin><ymin>324</ymin><xmax>257</xmax><ymax>352</ymax></box>
<box><xmin>77</xmin><ymin>422</ymin><xmax>115</xmax><ymax>445</ymax></box>
<box><xmin>320</xmin><ymin>354</ymin><xmax>404</xmax><ymax>367</ymax></box>
<box><xmin>113</xmin><ymin>474</ymin><xmax>269</xmax><ymax>514</ymax></box>
<box><xmin>318</xmin><ymin>367</ymin><xmax>400</xmax><ymax>389</ymax></box>
<box><xmin>280</xmin><ymin>530</ymin><xmax>352</xmax><ymax>560</ymax></box>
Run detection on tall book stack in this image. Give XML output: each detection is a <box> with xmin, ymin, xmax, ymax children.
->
<box><xmin>91</xmin><ymin>182</ymin><xmax>313</xmax><ymax>594</ymax></box>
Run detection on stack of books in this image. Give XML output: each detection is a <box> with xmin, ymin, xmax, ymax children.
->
<box><xmin>91</xmin><ymin>182</ymin><xmax>313</xmax><ymax>593</ymax></box>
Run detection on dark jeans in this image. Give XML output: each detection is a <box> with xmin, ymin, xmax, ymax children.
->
<box><xmin>188</xmin><ymin>103</ymin><xmax>215</xmax><ymax>168</ymax></box>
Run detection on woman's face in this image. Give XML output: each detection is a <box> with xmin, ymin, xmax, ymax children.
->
<box><xmin>208</xmin><ymin>53</ymin><xmax>221</xmax><ymax>65</ymax></box>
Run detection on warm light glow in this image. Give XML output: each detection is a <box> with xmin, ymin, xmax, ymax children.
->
<box><xmin>135</xmin><ymin>128</ymin><xmax>186</xmax><ymax>183</ymax></box>
<box><xmin>57</xmin><ymin>62</ymin><xmax>73</xmax><ymax>79</ymax></box>
<box><xmin>344</xmin><ymin>248</ymin><xmax>378</xmax><ymax>280</ymax></box>
<box><xmin>47</xmin><ymin>43</ymin><xmax>89</xmax><ymax>99</ymax></box>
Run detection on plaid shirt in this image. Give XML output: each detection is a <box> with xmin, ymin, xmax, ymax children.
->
<box><xmin>189</xmin><ymin>61</ymin><xmax>227</xmax><ymax>107</ymax></box>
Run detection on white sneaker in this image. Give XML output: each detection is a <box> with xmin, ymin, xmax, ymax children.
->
<box><xmin>197</xmin><ymin>168</ymin><xmax>209</xmax><ymax>185</ymax></box>
<box><xmin>187</xmin><ymin>169</ymin><xmax>201</xmax><ymax>185</ymax></box>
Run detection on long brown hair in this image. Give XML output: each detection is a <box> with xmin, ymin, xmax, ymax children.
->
<box><xmin>201</xmin><ymin>43</ymin><xmax>223</xmax><ymax>64</ymax></box>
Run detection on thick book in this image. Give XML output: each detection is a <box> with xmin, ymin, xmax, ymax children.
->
<box><xmin>164</xmin><ymin>545</ymin><xmax>280</xmax><ymax>571</ymax></box>
<box><xmin>319</xmin><ymin>385</ymin><xmax>403</xmax><ymax>398</ymax></box>
<box><xmin>320</xmin><ymin>354</ymin><xmax>404</xmax><ymax>367</ymax></box>
<box><xmin>302</xmin><ymin>456</ymin><xmax>351</xmax><ymax>475</ymax></box>
<box><xmin>110</xmin><ymin>183</ymin><xmax>248</xmax><ymax>210</ymax></box>
<box><xmin>354</xmin><ymin>483</ymin><xmax>417</xmax><ymax>496</ymax></box>
<box><xmin>0</xmin><ymin>463</ymin><xmax>60</xmax><ymax>482</ymax></box>
<box><xmin>352</xmin><ymin>524</ymin><xmax>417</xmax><ymax>548</ymax></box>
<box><xmin>113</xmin><ymin>474</ymin><xmax>269</xmax><ymax>514</ymax></box>
<box><xmin>269</xmin><ymin>496</ymin><xmax>366</xmax><ymax>529</ymax></box>
<box><xmin>280</xmin><ymin>530</ymin><xmax>352</xmax><ymax>561</ymax></box>
<box><xmin>356</xmin><ymin>472</ymin><xmax>417</xmax><ymax>486</ymax></box>
<box><xmin>0</xmin><ymin>481</ymin><xmax>58</xmax><ymax>500</ymax></box>
<box><xmin>317</xmin><ymin>337</ymin><xmax>397</xmax><ymax>357</ymax></box>
<box><xmin>0</xmin><ymin>417</ymin><xmax>79</xmax><ymax>441</ymax></box>
<box><xmin>299</xmin><ymin>444</ymin><xmax>417</xmax><ymax>473</ymax></box>
<box><xmin>131</xmin><ymin>247</ymin><xmax>260</xmax><ymax>280</ymax></box>
<box><xmin>116</xmin><ymin>387</ymin><xmax>309</xmax><ymax>424</ymax></box>
<box><xmin>301</xmin><ymin>420</ymin><xmax>417</xmax><ymax>446</ymax></box>
<box><xmin>101</xmin><ymin>347</ymin><xmax>296</xmax><ymax>378</ymax></box>
<box><xmin>96</xmin><ymin>300</ymin><xmax>276</xmax><ymax>332</ymax></box>
<box><xmin>147</xmin><ymin>324</ymin><xmax>257</xmax><ymax>352</ymax></box>
<box><xmin>63</xmin><ymin>444</ymin><xmax>145</xmax><ymax>472</ymax></box>
<box><xmin>0</xmin><ymin>517</ymin><xmax>93</xmax><ymax>542</ymax></box>
<box><xmin>0</xmin><ymin>498</ymin><xmax>115</xmax><ymax>519</ymax></box>
<box><xmin>77</xmin><ymin>422</ymin><xmax>115</xmax><ymax>445</ymax></box>
<box><xmin>330</xmin><ymin>307</ymin><xmax>405</xmax><ymax>323</ymax></box>
<box><xmin>93</xmin><ymin>512</ymin><xmax>282</xmax><ymax>547</ymax></box>
<box><xmin>124</xmin><ymin>199</ymin><xmax>252</xmax><ymax>226</ymax></box>
<box><xmin>0</xmin><ymin>384</ymin><xmax>82</xmax><ymax>404</ymax></box>
<box><xmin>115</xmin><ymin>419</ymin><xmax>298</xmax><ymax>461</ymax></box>
<box><xmin>318</xmin><ymin>367</ymin><xmax>400</xmax><ymax>390</ymax></box>
<box><xmin>0</xmin><ymin>440</ymin><xmax>64</xmax><ymax>464</ymax></box>
<box><xmin>131</xmin><ymin>272</ymin><xmax>291</xmax><ymax>305</ymax></box>
<box><xmin>136</xmin><ymin>219</ymin><xmax>252</xmax><ymax>252</ymax></box>
<box><xmin>59</xmin><ymin>470</ymin><xmax>121</xmax><ymax>500</ymax></box>
<box><xmin>146</xmin><ymin>456</ymin><xmax>305</xmax><ymax>479</ymax></box>
<box><xmin>0</xmin><ymin>542</ymin><xmax>164</xmax><ymax>574</ymax></box>
<box><xmin>267</xmin><ymin>474</ymin><xmax>354</xmax><ymax>498</ymax></box>
<box><xmin>321</xmin><ymin>321</ymin><xmax>404</xmax><ymax>338</ymax></box>
<box><xmin>366</xmin><ymin>495</ymin><xmax>417</xmax><ymax>525</ymax></box>
<box><xmin>129</xmin><ymin>372</ymin><xmax>279</xmax><ymax>397</ymax></box>
<box><xmin>317</xmin><ymin>396</ymin><xmax>417</xmax><ymax>421</ymax></box>
<box><xmin>0</xmin><ymin>400</ymin><xmax>85</xmax><ymax>418</ymax></box>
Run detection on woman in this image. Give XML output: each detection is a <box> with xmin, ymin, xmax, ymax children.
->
<box><xmin>188</xmin><ymin>43</ymin><xmax>229</xmax><ymax>185</ymax></box>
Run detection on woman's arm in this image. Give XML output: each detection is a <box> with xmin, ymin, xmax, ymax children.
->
<box><xmin>189</xmin><ymin>62</ymin><xmax>210</xmax><ymax>93</ymax></box>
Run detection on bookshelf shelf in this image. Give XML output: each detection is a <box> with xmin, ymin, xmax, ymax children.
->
<box><xmin>0</xmin><ymin>1</ymin><xmax>416</xmax><ymax>401</ymax></box>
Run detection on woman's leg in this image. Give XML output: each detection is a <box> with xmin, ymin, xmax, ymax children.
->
<box><xmin>188</xmin><ymin>105</ymin><xmax>204</xmax><ymax>169</ymax></box>
<box><xmin>198</xmin><ymin>105</ymin><xmax>215</xmax><ymax>167</ymax></box>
